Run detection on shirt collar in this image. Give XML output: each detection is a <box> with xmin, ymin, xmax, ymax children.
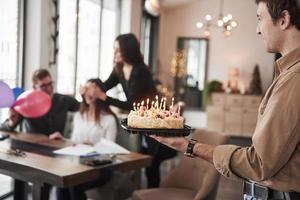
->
<box><xmin>276</xmin><ymin>45</ymin><xmax>300</xmax><ymax>75</ymax></box>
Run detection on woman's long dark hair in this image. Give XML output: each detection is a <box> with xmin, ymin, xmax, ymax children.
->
<box><xmin>80</xmin><ymin>78</ymin><xmax>117</xmax><ymax>125</ymax></box>
<box><xmin>114</xmin><ymin>33</ymin><xmax>146</xmax><ymax>74</ymax></box>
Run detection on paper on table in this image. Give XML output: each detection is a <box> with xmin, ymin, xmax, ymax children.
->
<box><xmin>53</xmin><ymin>139</ymin><xmax>130</xmax><ymax>156</ymax></box>
<box><xmin>94</xmin><ymin>138</ymin><xmax>130</xmax><ymax>154</ymax></box>
<box><xmin>53</xmin><ymin>144</ymin><xmax>95</xmax><ymax>156</ymax></box>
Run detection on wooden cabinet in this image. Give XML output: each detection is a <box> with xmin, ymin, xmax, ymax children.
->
<box><xmin>207</xmin><ymin>93</ymin><xmax>262</xmax><ymax>137</ymax></box>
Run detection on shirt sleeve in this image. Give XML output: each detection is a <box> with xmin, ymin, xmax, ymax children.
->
<box><xmin>102</xmin><ymin>71</ymin><xmax>133</xmax><ymax>110</ymax></box>
<box><xmin>213</xmin><ymin>73</ymin><xmax>300</xmax><ymax>181</ymax></box>
<box><xmin>0</xmin><ymin>119</ymin><xmax>15</xmax><ymax>132</ymax></box>
<box><xmin>103</xmin><ymin>71</ymin><xmax>119</xmax><ymax>92</ymax></box>
<box><xmin>66</xmin><ymin>96</ymin><xmax>80</xmax><ymax>112</ymax></box>
<box><xmin>0</xmin><ymin>117</ymin><xmax>23</xmax><ymax>132</ymax></box>
<box><xmin>105</xmin><ymin>96</ymin><xmax>132</xmax><ymax>111</ymax></box>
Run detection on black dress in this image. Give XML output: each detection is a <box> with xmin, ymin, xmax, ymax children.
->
<box><xmin>103</xmin><ymin>65</ymin><xmax>177</xmax><ymax>188</ymax></box>
<box><xmin>103</xmin><ymin>64</ymin><xmax>157</xmax><ymax>110</ymax></box>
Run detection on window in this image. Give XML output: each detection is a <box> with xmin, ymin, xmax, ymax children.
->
<box><xmin>56</xmin><ymin>0</ymin><xmax>77</xmax><ymax>95</ymax></box>
<box><xmin>0</xmin><ymin>0</ymin><xmax>24</xmax><ymax>193</ymax></box>
<box><xmin>0</xmin><ymin>0</ymin><xmax>23</xmax><ymax>86</ymax></box>
<box><xmin>57</xmin><ymin>0</ymin><xmax>120</xmax><ymax>98</ymax></box>
<box><xmin>0</xmin><ymin>0</ymin><xmax>24</xmax><ymax>122</ymax></box>
<box><xmin>140</xmin><ymin>12</ymin><xmax>159</xmax><ymax>75</ymax></box>
<box><xmin>141</xmin><ymin>16</ymin><xmax>151</xmax><ymax>66</ymax></box>
<box><xmin>99</xmin><ymin>0</ymin><xmax>120</xmax><ymax>80</ymax></box>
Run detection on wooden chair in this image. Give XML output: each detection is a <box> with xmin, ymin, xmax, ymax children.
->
<box><xmin>132</xmin><ymin>129</ymin><xmax>229</xmax><ymax>200</ymax></box>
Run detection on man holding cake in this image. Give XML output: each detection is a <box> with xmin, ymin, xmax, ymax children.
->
<box><xmin>151</xmin><ymin>0</ymin><xmax>300</xmax><ymax>199</ymax></box>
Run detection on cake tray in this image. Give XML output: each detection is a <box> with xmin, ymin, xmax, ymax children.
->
<box><xmin>120</xmin><ymin>118</ymin><xmax>194</xmax><ymax>137</ymax></box>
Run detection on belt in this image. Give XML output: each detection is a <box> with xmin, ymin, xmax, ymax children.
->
<box><xmin>243</xmin><ymin>181</ymin><xmax>300</xmax><ymax>200</ymax></box>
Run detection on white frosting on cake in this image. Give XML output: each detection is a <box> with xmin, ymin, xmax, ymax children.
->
<box><xmin>127</xmin><ymin>107</ymin><xmax>184</xmax><ymax>129</ymax></box>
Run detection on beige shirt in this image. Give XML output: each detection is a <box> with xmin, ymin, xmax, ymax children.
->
<box><xmin>213</xmin><ymin>45</ymin><xmax>300</xmax><ymax>192</ymax></box>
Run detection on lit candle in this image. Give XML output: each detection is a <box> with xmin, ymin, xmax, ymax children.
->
<box><xmin>146</xmin><ymin>98</ymin><xmax>149</xmax><ymax>110</ymax></box>
<box><xmin>133</xmin><ymin>102</ymin><xmax>136</xmax><ymax>111</ymax></box>
<box><xmin>141</xmin><ymin>100</ymin><xmax>144</xmax><ymax>108</ymax></box>
<box><xmin>163</xmin><ymin>97</ymin><xmax>166</xmax><ymax>110</ymax></box>
<box><xmin>137</xmin><ymin>103</ymin><xmax>140</xmax><ymax>110</ymax></box>
<box><xmin>155</xmin><ymin>95</ymin><xmax>159</xmax><ymax>109</ymax></box>
<box><xmin>178</xmin><ymin>104</ymin><xmax>181</xmax><ymax>115</ymax></box>
<box><xmin>171</xmin><ymin>97</ymin><xmax>174</xmax><ymax>108</ymax></box>
<box><xmin>151</xmin><ymin>101</ymin><xmax>155</xmax><ymax>109</ymax></box>
<box><xmin>160</xmin><ymin>97</ymin><xmax>164</xmax><ymax>110</ymax></box>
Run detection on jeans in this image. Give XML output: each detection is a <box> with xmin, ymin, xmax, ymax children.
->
<box><xmin>243</xmin><ymin>194</ymin><xmax>259</xmax><ymax>200</ymax></box>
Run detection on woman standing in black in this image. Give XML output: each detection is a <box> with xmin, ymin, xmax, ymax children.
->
<box><xmin>91</xmin><ymin>33</ymin><xmax>176</xmax><ymax>188</ymax></box>
<box><xmin>97</xmin><ymin>33</ymin><xmax>156</xmax><ymax>110</ymax></box>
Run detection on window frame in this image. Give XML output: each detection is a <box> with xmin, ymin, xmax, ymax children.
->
<box><xmin>0</xmin><ymin>0</ymin><xmax>25</xmax><ymax>123</ymax></box>
<box><xmin>0</xmin><ymin>0</ymin><xmax>25</xmax><ymax>87</ymax></box>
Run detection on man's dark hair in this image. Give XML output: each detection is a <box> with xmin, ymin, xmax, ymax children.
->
<box><xmin>32</xmin><ymin>68</ymin><xmax>51</xmax><ymax>85</ymax></box>
<box><xmin>256</xmin><ymin>0</ymin><xmax>300</xmax><ymax>30</ymax></box>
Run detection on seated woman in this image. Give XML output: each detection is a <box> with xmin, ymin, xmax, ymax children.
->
<box><xmin>71</xmin><ymin>78</ymin><xmax>118</xmax><ymax>144</ymax></box>
<box><xmin>56</xmin><ymin>78</ymin><xmax>118</xmax><ymax>200</ymax></box>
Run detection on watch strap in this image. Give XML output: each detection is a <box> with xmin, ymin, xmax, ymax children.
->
<box><xmin>184</xmin><ymin>139</ymin><xmax>197</xmax><ymax>157</ymax></box>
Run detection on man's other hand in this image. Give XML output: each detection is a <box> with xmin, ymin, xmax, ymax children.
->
<box><xmin>8</xmin><ymin>108</ymin><xmax>19</xmax><ymax>128</ymax></box>
<box><xmin>151</xmin><ymin>136</ymin><xmax>188</xmax><ymax>153</ymax></box>
<box><xmin>49</xmin><ymin>131</ymin><xmax>64</xmax><ymax>140</ymax></box>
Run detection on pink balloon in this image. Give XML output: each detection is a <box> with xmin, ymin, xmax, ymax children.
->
<box><xmin>13</xmin><ymin>90</ymin><xmax>52</xmax><ymax>118</ymax></box>
<box><xmin>0</xmin><ymin>81</ymin><xmax>15</xmax><ymax>108</ymax></box>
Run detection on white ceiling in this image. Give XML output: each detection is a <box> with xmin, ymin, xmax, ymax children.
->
<box><xmin>160</xmin><ymin>0</ymin><xmax>198</xmax><ymax>8</ymax></box>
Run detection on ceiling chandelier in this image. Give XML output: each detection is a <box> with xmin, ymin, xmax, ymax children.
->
<box><xmin>196</xmin><ymin>0</ymin><xmax>238</xmax><ymax>37</ymax></box>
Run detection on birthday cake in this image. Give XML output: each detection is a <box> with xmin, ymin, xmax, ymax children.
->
<box><xmin>127</xmin><ymin>97</ymin><xmax>184</xmax><ymax>129</ymax></box>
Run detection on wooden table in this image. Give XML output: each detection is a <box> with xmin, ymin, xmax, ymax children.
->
<box><xmin>0</xmin><ymin>131</ymin><xmax>152</xmax><ymax>200</ymax></box>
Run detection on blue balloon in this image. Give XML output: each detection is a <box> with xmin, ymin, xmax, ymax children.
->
<box><xmin>12</xmin><ymin>87</ymin><xmax>24</xmax><ymax>100</ymax></box>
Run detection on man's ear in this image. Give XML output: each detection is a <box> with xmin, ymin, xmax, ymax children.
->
<box><xmin>279</xmin><ymin>10</ymin><xmax>291</xmax><ymax>30</ymax></box>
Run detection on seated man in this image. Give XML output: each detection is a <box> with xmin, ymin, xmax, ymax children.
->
<box><xmin>0</xmin><ymin>68</ymin><xmax>80</xmax><ymax>199</ymax></box>
<box><xmin>0</xmin><ymin>68</ymin><xmax>79</xmax><ymax>138</ymax></box>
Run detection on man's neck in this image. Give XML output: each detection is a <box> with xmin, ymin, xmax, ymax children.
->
<box><xmin>280</xmin><ymin>30</ymin><xmax>300</xmax><ymax>56</ymax></box>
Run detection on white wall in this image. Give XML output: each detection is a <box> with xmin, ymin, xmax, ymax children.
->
<box><xmin>158</xmin><ymin>0</ymin><xmax>275</xmax><ymax>92</ymax></box>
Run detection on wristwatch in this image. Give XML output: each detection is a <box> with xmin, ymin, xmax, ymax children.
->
<box><xmin>184</xmin><ymin>139</ymin><xmax>198</xmax><ymax>157</ymax></box>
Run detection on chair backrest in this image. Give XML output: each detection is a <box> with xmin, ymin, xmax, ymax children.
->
<box><xmin>63</xmin><ymin>111</ymin><xmax>75</xmax><ymax>138</ymax></box>
<box><xmin>160</xmin><ymin>129</ymin><xmax>228</xmax><ymax>200</ymax></box>
<box><xmin>116</xmin><ymin>129</ymin><xmax>141</xmax><ymax>152</ymax></box>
